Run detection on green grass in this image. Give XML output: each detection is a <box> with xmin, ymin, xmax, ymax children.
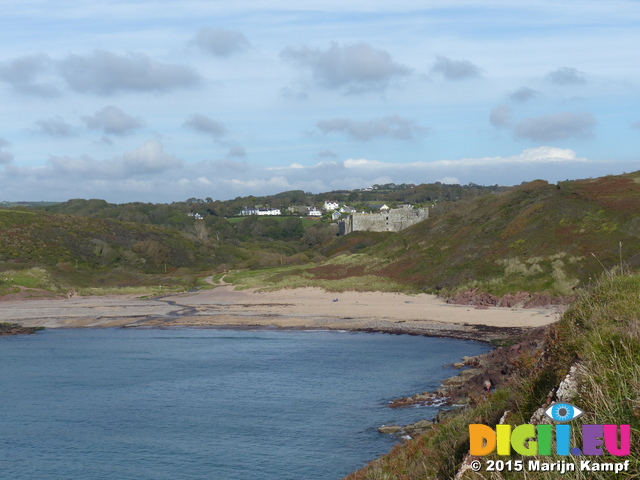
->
<box><xmin>0</xmin><ymin>267</ymin><xmax>67</xmax><ymax>293</ymax></box>
<box><xmin>75</xmin><ymin>285</ymin><xmax>188</xmax><ymax>297</ymax></box>
<box><xmin>223</xmin><ymin>264</ymin><xmax>410</xmax><ymax>292</ymax></box>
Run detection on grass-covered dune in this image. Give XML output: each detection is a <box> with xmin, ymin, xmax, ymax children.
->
<box><xmin>345</xmin><ymin>271</ymin><xmax>640</xmax><ymax>479</ymax></box>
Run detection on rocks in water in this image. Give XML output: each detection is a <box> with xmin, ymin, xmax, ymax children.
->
<box><xmin>0</xmin><ymin>322</ymin><xmax>44</xmax><ymax>336</ymax></box>
<box><xmin>378</xmin><ymin>425</ymin><xmax>403</xmax><ymax>434</ymax></box>
<box><xmin>388</xmin><ymin>391</ymin><xmax>446</xmax><ymax>408</ymax></box>
<box><xmin>389</xmin><ymin>327</ymin><xmax>548</xmax><ymax>408</ymax></box>
<box><xmin>378</xmin><ymin>419</ymin><xmax>433</xmax><ymax>438</ymax></box>
<box><xmin>406</xmin><ymin>419</ymin><xmax>433</xmax><ymax>433</ymax></box>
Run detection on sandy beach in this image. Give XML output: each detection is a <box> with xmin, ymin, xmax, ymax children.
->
<box><xmin>1</xmin><ymin>286</ymin><xmax>562</xmax><ymax>342</ymax></box>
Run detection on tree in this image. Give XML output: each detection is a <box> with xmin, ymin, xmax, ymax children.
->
<box><xmin>281</xmin><ymin>217</ymin><xmax>304</xmax><ymax>239</ymax></box>
<box><xmin>191</xmin><ymin>221</ymin><xmax>209</xmax><ymax>242</ymax></box>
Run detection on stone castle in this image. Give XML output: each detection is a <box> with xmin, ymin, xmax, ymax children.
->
<box><xmin>338</xmin><ymin>207</ymin><xmax>429</xmax><ymax>235</ymax></box>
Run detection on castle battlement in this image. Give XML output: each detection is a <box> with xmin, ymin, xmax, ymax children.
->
<box><xmin>338</xmin><ymin>207</ymin><xmax>429</xmax><ymax>235</ymax></box>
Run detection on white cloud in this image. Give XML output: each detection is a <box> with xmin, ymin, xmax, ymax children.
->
<box><xmin>42</xmin><ymin>140</ymin><xmax>181</xmax><ymax>180</ymax></box>
<box><xmin>463</xmin><ymin>146</ymin><xmax>583</xmax><ymax>165</ymax></box>
<box><xmin>0</xmin><ymin>53</ymin><xmax>59</xmax><ymax>97</ymax></box>
<box><xmin>0</xmin><ymin>137</ymin><xmax>13</xmax><ymax>165</ymax></box>
<box><xmin>546</xmin><ymin>66</ymin><xmax>587</xmax><ymax>85</ymax></box>
<box><xmin>316</xmin><ymin>149</ymin><xmax>338</xmax><ymax>159</ymax></box>
<box><xmin>430</xmin><ymin>55</ymin><xmax>482</xmax><ymax>81</ymax></box>
<box><xmin>316</xmin><ymin>115</ymin><xmax>429</xmax><ymax>141</ymax></box>
<box><xmin>57</xmin><ymin>50</ymin><xmax>201</xmax><ymax>95</ymax></box>
<box><xmin>489</xmin><ymin>104</ymin><xmax>512</xmax><ymax>128</ymax></box>
<box><xmin>343</xmin><ymin>158</ymin><xmax>386</xmax><ymax>168</ymax></box>
<box><xmin>281</xmin><ymin>42</ymin><xmax>411</xmax><ymax>94</ymax></box>
<box><xmin>229</xmin><ymin>175</ymin><xmax>294</xmax><ymax>191</ymax></box>
<box><xmin>192</xmin><ymin>27</ymin><xmax>251</xmax><ymax>57</ymax></box>
<box><xmin>94</xmin><ymin>136</ymin><xmax>114</xmax><ymax>147</ymax></box>
<box><xmin>82</xmin><ymin>105</ymin><xmax>144</xmax><ymax>135</ymax></box>
<box><xmin>31</xmin><ymin>116</ymin><xmax>74</xmax><ymax>136</ymax></box>
<box><xmin>438</xmin><ymin>176</ymin><xmax>460</xmax><ymax>184</ymax></box>
<box><xmin>184</xmin><ymin>114</ymin><xmax>226</xmax><ymax>138</ymax></box>
<box><xmin>514</xmin><ymin>112</ymin><xmax>597</xmax><ymax>141</ymax></box>
<box><xmin>121</xmin><ymin>140</ymin><xmax>182</xmax><ymax>175</ymax></box>
<box><xmin>226</xmin><ymin>146</ymin><xmax>246</xmax><ymax>158</ymax></box>
<box><xmin>0</xmin><ymin>144</ymin><xmax>634</xmax><ymax>203</ymax></box>
<box><xmin>509</xmin><ymin>86</ymin><xmax>539</xmax><ymax>102</ymax></box>
<box><xmin>197</xmin><ymin>176</ymin><xmax>213</xmax><ymax>185</ymax></box>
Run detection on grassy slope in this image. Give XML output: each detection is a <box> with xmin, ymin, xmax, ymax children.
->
<box><xmin>345</xmin><ymin>271</ymin><xmax>640</xmax><ymax>479</ymax></box>
<box><xmin>0</xmin><ymin>209</ymin><xmax>218</xmax><ymax>290</ymax></box>
<box><xmin>296</xmin><ymin>174</ymin><xmax>640</xmax><ymax>296</ymax></box>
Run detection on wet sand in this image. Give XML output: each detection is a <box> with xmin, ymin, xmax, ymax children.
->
<box><xmin>1</xmin><ymin>286</ymin><xmax>562</xmax><ymax>342</ymax></box>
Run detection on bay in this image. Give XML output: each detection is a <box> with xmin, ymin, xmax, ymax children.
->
<box><xmin>0</xmin><ymin>328</ymin><xmax>489</xmax><ymax>479</ymax></box>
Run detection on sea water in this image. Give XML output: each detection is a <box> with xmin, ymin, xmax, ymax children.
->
<box><xmin>0</xmin><ymin>328</ymin><xmax>489</xmax><ymax>480</ymax></box>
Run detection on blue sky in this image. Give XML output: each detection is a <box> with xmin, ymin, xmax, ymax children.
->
<box><xmin>1</xmin><ymin>0</ymin><xmax>639</xmax><ymax>203</ymax></box>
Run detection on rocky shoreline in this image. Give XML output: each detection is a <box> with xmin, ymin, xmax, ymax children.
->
<box><xmin>446</xmin><ymin>288</ymin><xmax>574</xmax><ymax>308</ymax></box>
<box><xmin>377</xmin><ymin>326</ymin><xmax>549</xmax><ymax>439</ymax></box>
<box><xmin>0</xmin><ymin>322</ymin><xmax>45</xmax><ymax>336</ymax></box>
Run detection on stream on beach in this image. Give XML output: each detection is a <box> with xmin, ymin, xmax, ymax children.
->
<box><xmin>0</xmin><ymin>328</ymin><xmax>489</xmax><ymax>479</ymax></box>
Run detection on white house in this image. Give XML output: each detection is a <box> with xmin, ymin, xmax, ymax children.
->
<box><xmin>323</xmin><ymin>200</ymin><xmax>340</xmax><ymax>211</ymax></box>
<box><xmin>307</xmin><ymin>207</ymin><xmax>322</xmax><ymax>217</ymax></box>
<box><xmin>240</xmin><ymin>208</ymin><xmax>281</xmax><ymax>216</ymax></box>
<box><xmin>258</xmin><ymin>208</ymin><xmax>281</xmax><ymax>216</ymax></box>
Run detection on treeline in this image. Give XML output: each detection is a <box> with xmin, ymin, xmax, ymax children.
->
<box><xmin>38</xmin><ymin>199</ymin><xmax>336</xmax><ymax>246</ymax></box>
<box><xmin>0</xmin><ymin>208</ymin><xmax>339</xmax><ymax>285</ymax></box>
<box><xmin>41</xmin><ymin>182</ymin><xmax>506</xmax><ymax>225</ymax></box>
<box><xmin>32</xmin><ymin>182</ymin><xmax>504</xmax><ymax>248</ymax></box>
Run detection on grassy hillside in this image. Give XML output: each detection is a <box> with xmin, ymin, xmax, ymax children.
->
<box><xmin>0</xmin><ymin>207</ymin><xmax>332</xmax><ymax>294</ymax></box>
<box><xmin>5</xmin><ymin>171</ymin><xmax>640</xmax><ymax>297</ymax></box>
<box><xmin>289</xmin><ymin>174</ymin><xmax>640</xmax><ymax>296</ymax></box>
<box><xmin>345</xmin><ymin>271</ymin><xmax>640</xmax><ymax>479</ymax></box>
<box><xmin>0</xmin><ymin>208</ymin><xmax>226</xmax><ymax>291</ymax></box>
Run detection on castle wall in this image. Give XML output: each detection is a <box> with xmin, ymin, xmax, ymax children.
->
<box><xmin>338</xmin><ymin>208</ymin><xmax>428</xmax><ymax>235</ymax></box>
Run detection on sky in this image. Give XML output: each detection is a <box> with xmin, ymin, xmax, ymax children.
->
<box><xmin>1</xmin><ymin>0</ymin><xmax>639</xmax><ymax>203</ymax></box>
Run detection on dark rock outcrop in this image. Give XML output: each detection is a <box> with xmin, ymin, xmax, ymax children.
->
<box><xmin>446</xmin><ymin>288</ymin><xmax>574</xmax><ymax>308</ymax></box>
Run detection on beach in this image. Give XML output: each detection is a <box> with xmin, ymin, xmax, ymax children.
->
<box><xmin>1</xmin><ymin>285</ymin><xmax>561</xmax><ymax>342</ymax></box>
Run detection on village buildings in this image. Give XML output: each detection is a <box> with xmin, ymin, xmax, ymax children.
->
<box><xmin>238</xmin><ymin>201</ymin><xmax>430</xmax><ymax>235</ymax></box>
